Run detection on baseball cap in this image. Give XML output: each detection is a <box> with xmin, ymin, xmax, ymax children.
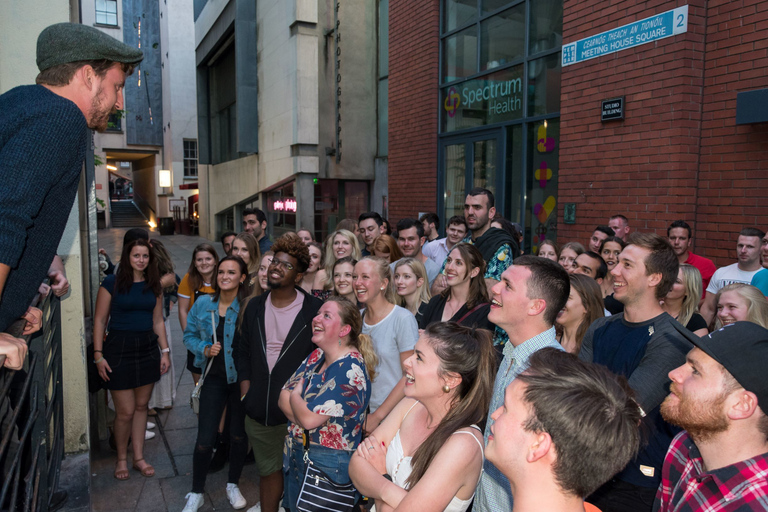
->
<box><xmin>691</xmin><ymin>322</ymin><xmax>768</xmax><ymax>414</ymax></box>
<box><xmin>37</xmin><ymin>23</ymin><xmax>144</xmax><ymax>72</ymax></box>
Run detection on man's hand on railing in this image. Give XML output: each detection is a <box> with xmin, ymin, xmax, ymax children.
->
<box><xmin>0</xmin><ymin>333</ymin><xmax>28</xmax><ymax>370</ymax></box>
<box><xmin>49</xmin><ymin>270</ymin><xmax>69</xmax><ymax>297</ymax></box>
<box><xmin>22</xmin><ymin>307</ymin><xmax>43</xmax><ymax>336</ymax></box>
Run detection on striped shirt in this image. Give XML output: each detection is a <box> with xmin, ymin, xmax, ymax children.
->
<box><xmin>474</xmin><ymin>327</ymin><xmax>563</xmax><ymax>512</ymax></box>
<box><xmin>653</xmin><ymin>431</ymin><xmax>768</xmax><ymax>512</ymax></box>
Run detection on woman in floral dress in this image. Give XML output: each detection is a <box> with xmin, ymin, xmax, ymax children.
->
<box><xmin>278</xmin><ymin>297</ymin><xmax>379</xmax><ymax>511</ymax></box>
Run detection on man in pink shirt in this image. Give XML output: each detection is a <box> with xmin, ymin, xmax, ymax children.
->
<box><xmin>235</xmin><ymin>234</ymin><xmax>322</xmax><ymax>512</ymax></box>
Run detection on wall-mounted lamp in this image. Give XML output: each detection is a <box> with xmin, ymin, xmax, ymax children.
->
<box><xmin>106</xmin><ymin>164</ymin><xmax>117</xmax><ymax>171</ymax></box>
<box><xmin>159</xmin><ymin>169</ymin><xmax>172</xmax><ymax>188</ymax></box>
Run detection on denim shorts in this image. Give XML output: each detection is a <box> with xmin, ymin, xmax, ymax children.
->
<box><xmin>282</xmin><ymin>437</ymin><xmax>355</xmax><ymax>512</ymax></box>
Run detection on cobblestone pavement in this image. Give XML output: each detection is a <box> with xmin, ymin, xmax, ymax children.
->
<box><xmin>88</xmin><ymin>229</ymin><xmax>263</xmax><ymax>512</ymax></box>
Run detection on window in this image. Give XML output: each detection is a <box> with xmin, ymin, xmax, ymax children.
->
<box><xmin>184</xmin><ymin>140</ymin><xmax>198</xmax><ymax>177</ymax></box>
<box><xmin>208</xmin><ymin>42</ymin><xmax>239</xmax><ymax>164</ymax></box>
<box><xmin>106</xmin><ymin>113</ymin><xmax>122</xmax><ymax>132</ymax></box>
<box><xmin>95</xmin><ymin>0</ymin><xmax>118</xmax><ymax>26</ymax></box>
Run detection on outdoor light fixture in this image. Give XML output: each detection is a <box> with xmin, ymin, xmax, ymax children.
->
<box><xmin>106</xmin><ymin>164</ymin><xmax>117</xmax><ymax>171</ymax></box>
<box><xmin>159</xmin><ymin>169</ymin><xmax>172</xmax><ymax>188</ymax></box>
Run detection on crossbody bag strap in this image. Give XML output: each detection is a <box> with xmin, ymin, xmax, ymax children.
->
<box><xmin>456</xmin><ymin>302</ymin><xmax>488</xmax><ymax>324</ymax></box>
<box><xmin>198</xmin><ymin>309</ymin><xmax>219</xmax><ymax>387</ymax></box>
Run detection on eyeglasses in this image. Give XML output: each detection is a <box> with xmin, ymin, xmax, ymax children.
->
<box><xmin>270</xmin><ymin>258</ymin><xmax>295</xmax><ymax>271</ymax></box>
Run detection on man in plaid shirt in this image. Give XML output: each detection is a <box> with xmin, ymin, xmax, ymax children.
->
<box><xmin>654</xmin><ymin>322</ymin><xmax>768</xmax><ymax>511</ymax></box>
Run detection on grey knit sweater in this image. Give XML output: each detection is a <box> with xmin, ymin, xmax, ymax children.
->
<box><xmin>0</xmin><ymin>85</ymin><xmax>88</xmax><ymax>332</ymax></box>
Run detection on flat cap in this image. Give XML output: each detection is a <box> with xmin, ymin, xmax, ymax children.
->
<box><xmin>691</xmin><ymin>322</ymin><xmax>768</xmax><ymax>415</ymax></box>
<box><xmin>37</xmin><ymin>22</ymin><xmax>144</xmax><ymax>72</ymax></box>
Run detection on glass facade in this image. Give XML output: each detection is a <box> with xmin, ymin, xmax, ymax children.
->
<box><xmin>439</xmin><ymin>0</ymin><xmax>562</xmax><ymax>251</ymax></box>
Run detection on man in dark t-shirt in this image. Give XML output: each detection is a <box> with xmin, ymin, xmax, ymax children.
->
<box><xmin>579</xmin><ymin>233</ymin><xmax>691</xmax><ymax>512</ymax></box>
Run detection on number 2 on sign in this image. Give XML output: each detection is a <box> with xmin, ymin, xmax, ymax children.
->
<box><xmin>676</xmin><ymin>14</ymin><xmax>684</xmax><ymax>27</ymax></box>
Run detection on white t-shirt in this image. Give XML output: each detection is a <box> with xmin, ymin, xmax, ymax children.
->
<box><xmin>706</xmin><ymin>262</ymin><xmax>761</xmax><ymax>294</ymax></box>
<box><xmin>362</xmin><ymin>305</ymin><xmax>419</xmax><ymax>412</ymax></box>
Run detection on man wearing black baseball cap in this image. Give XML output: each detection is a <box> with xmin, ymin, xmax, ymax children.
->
<box><xmin>0</xmin><ymin>23</ymin><xmax>143</xmax><ymax>345</ymax></box>
<box><xmin>655</xmin><ymin>321</ymin><xmax>768</xmax><ymax>511</ymax></box>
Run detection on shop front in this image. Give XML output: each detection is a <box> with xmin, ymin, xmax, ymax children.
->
<box><xmin>438</xmin><ymin>0</ymin><xmax>562</xmax><ymax>252</ymax></box>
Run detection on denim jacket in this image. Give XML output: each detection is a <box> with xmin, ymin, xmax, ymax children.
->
<box><xmin>183</xmin><ymin>294</ymin><xmax>240</xmax><ymax>384</ymax></box>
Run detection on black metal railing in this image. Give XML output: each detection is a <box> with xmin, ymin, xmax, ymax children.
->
<box><xmin>0</xmin><ymin>293</ymin><xmax>64</xmax><ymax>512</ymax></box>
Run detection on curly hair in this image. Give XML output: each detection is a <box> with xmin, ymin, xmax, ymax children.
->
<box><xmin>271</xmin><ymin>233</ymin><xmax>311</xmax><ymax>273</ymax></box>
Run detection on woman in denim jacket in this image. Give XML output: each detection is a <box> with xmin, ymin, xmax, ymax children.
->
<box><xmin>182</xmin><ymin>256</ymin><xmax>250</xmax><ymax>512</ymax></box>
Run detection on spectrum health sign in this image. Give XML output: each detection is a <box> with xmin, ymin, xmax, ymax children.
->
<box><xmin>441</xmin><ymin>65</ymin><xmax>524</xmax><ymax>132</ymax></box>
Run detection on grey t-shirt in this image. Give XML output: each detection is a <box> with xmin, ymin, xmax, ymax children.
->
<box><xmin>363</xmin><ymin>305</ymin><xmax>419</xmax><ymax>412</ymax></box>
<box><xmin>390</xmin><ymin>257</ymin><xmax>441</xmax><ymax>286</ymax></box>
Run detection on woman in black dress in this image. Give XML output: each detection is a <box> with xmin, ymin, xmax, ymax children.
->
<box><xmin>417</xmin><ymin>243</ymin><xmax>492</xmax><ymax>331</ymax></box>
<box><xmin>94</xmin><ymin>239</ymin><xmax>170</xmax><ymax>480</ymax></box>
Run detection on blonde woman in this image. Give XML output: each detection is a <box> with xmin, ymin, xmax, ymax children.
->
<box><xmin>354</xmin><ymin>256</ymin><xmax>418</xmax><ymax>434</ymax></box>
<box><xmin>313</xmin><ymin>229</ymin><xmax>363</xmax><ymax>297</ymax></box>
<box><xmin>712</xmin><ymin>283</ymin><xmax>768</xmax><ymax>330</ymax></box>
<box><xmin>394</xmin><ymin>258</ymin><xmax>431</xmax><ymax>316</ymax></box>
<box><xmin>662</xmin><ymin>263</ymin><xmax>708</xmax><ymax>336</ymax></box>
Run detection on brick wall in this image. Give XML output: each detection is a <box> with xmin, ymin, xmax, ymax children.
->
<box><xmin>558</xmin><ymin>0</ymin><xmax>768</xmax><ymax>266</ymax></box>
<box><xmin>558</xmin><ymin>0</ymin><xmax>708</xmax><ymax>251</ymax></box>
<box><xmin>694</xmin><ymin>0</ymin><xmax>768</xmax><ymax>263</ymax></box>
<box><xmin>387</xmin><ymin>0</ymin><xmax>440</xmax><ymax>223</ymax></box>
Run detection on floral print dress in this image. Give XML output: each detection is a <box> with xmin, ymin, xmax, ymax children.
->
<box><xmin>283</xmin><ymin>349</ymin><xmax>371</xmax><ymax>450</ymax></box>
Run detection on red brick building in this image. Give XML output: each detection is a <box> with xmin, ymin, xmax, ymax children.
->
<box><xmin>388</xmin><ymin>0</ymin><xmax>768</xmax><ymax>266</ymax></box>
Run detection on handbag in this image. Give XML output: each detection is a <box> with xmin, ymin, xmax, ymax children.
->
<box><xmin>296</xmin><ymin>430</ymin><xmax>356</xmax><ymax>512</ymax></box>
<box><xmin>190</xmin><ymin>310</ymin><xmax>217</xmax><ymax>414</ymax></box>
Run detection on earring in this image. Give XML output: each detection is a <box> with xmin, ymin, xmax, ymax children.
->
<box><xmin>442</xmin><ymin>385</ymin><xmax>450</xmax><ymax>393</ymax></box>
<box><xmin>380</xmin><ymin>287</ymin><xmax>385</xmax><ymax>291</ymax></box>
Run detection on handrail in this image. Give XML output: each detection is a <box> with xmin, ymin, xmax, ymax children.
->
<box><xmin>0</xmin><ymin>292</ymin><xmax>64</xmax><ymax>512</ymax></box>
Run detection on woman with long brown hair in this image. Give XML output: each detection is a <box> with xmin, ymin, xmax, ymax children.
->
<box><xmin>350</xmin><ymin>322</ymin><xmax>497</xmax><ymax>511</ymax></box>
<box><xmin>417</xmin><ymin>244</ymin><xmax>491</xmax><ymax>331</ymax></box>
<box><xmin>230</xmin><ymin>232</ymin><xmax>261</xmax><ymax>293</ymax></box>
<box><xmin>555</xmin><ymin>274</ymin><xmax>605</xmax><ymax>354</ymax></box>
<box><xmin>178</xmin><ymin>243</ymin><xmax>219</xmax><ymax>384</ymax></box>
<box><xmin>94</xmin><ymin>239</ymin><xmax>171</xmax><ymax>480</ymax></box>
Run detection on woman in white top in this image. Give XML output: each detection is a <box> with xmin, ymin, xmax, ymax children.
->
<box><xmin>350</xmin><ymin>322</ymin><xmax>497</xmax><ymax>512</ymax></box>
<box><xmin>354</xmin><ymin>256</ymin><xmax>418</xmax><ymax>433</ymax></box>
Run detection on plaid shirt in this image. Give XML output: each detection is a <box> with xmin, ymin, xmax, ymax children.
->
<box><xmin>654</xmin><ymin>431</ymin><xmax>768</xmax><ymax>512</ymax></box>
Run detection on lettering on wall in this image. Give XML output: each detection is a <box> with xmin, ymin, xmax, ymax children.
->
<box><xmin>334</xmin><ymin>0</ymin><xmax>342</xmax><ymax>162</ymax></box>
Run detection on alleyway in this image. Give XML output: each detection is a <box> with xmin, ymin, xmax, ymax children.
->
<box><xmin>88</xmin><ymin>229</ymin><xmax>262</xmax><ymax>512</ymax></box>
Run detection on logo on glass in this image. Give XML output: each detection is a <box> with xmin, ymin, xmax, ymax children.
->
<box><xmin>444</xmin><ymin>87</ymin><xmax>461</xmax><ymax>118</ymax></box>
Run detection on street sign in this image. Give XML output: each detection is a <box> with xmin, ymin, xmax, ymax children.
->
<box><xmin>601</xmin><ymin>97</ymin><xmax>625</xmax><ymax>121</ymax></box>
<box><xmin>562</xmin><ymin>5</ymin><xmax>688</xmax><ymax>67</ymax></box>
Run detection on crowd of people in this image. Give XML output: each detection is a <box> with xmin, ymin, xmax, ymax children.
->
<box><xmin>1</xmin><ymin>23</ymin><xmax>767</xmax><ymax>512</ymax></box>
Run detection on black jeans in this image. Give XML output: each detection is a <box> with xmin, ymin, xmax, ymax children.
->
<box><xmin>192</xmin><ymin>373</ymin><xmax>247</xmax><ymax>493</ymax></box>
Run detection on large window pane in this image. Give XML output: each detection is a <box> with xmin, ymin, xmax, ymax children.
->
<box><xmin>482</xmin><ymin>0</ymin><xmax>512</xmax><ymax>15</ymax></box>
<box><xmin>441</xmin><ymin>64</ymin><xmax>523</xmax><ymax>132</ymax></box>
<box><xmin>442</xmin><ymin>26</ymin><xmax>478</xmax><ymax>83</ymax></box>
<box><xmin>473</xmin><ymin>139</ymin><xmax>497</xmax><ymax>191</ymax></box>
<box><xmin>480</xmin><ymin>5</ymin><xmax>525</xmax><ymax>71</ymax></box>
<box><xmin>504</xmin><ymin>124</ymin><xmax>523</xmax><ymax>225</ymax></box>
<box><xmin>443</xmin><ymin>144</ymin><xmax>466</xmax><ymax>222</ymax></box>
<box><xmin>527</xmin><ymin>52</ymin><xmax>561</xmax><ymax>116</ymax></box>
<box><xmin>526</xmin><ymin>119</ymin><xmax>559</xmax><ymax>253</ymax></box>
<box><xmin>444</xmin><ymin>0</ymin><xmax>477</xmax><ymax>32</ymax></box>
<box><xmin>529</xmin><ymin>0</ymin><xmax>563</xmax><ymax>54</ymax></box>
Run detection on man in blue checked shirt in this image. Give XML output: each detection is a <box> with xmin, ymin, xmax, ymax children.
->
<box><xmin>474</xmin><ymin>255</ymin><xmax>571</xmax><ymax>512</ymax></box>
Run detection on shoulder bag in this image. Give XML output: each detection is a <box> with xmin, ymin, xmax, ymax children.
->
<box><xmin>296</xmin><ymin>429</ymin><xmax>357</xmax><ymax>512</ymax></box>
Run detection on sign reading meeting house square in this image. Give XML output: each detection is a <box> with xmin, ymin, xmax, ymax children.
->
<box><xmin>562</xmin><ymin>5</ymin><xmax>688</xmax><ymax>67</ymax></box>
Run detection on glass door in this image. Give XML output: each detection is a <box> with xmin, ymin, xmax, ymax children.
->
<box><xmin>439</xmin><ymin>130</ymin><xmax>503</xmax><ymax>232</ymax></box>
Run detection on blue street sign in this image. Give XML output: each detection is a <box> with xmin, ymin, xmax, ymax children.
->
<box><xmin>562</xmin><ymin>5</ymin><xmax>688</xmax><ymax>67</ymax></box>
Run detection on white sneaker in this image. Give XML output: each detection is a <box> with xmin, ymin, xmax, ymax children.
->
<box><xmin>226</xmin><ymin>484</ymin><xmax>247</xmax><ymax>509</ymax></box>
<box><xmin>182</xmin><ymin>492</ymin><xmax>204</xmax><ymax>512</ymax></box>
<box><xmin>145</xmin><ymin>430</ymin><xmax>156</xmax><ymax>440</ymax></box>
<box><xmin>147</xmin><ymin>422</ymin><xmax>156</xmax><ymax>430</ymax></box>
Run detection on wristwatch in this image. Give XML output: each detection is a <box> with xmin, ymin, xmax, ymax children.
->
<box><xmin>160</xmin><ymin>347</ymin><xmax>170</xmax><ymax>354</ymax></box>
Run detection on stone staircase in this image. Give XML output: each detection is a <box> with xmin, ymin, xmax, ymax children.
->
<box><xmin>110</xmin><ymin>200</ymin><xmax>147</xmax><ymax>228</ymax></box>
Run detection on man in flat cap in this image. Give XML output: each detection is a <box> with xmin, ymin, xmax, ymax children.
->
<box><xmin>0</xmin><ymin>23</ymin><xmax>142</xmax><ymax>360</ymax></box>
<box><xmin>654</xmin><ymin>321</ymin><xmax>768</xmax><ymax>511</ymax></box>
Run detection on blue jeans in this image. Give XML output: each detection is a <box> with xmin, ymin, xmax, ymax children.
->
<box><xmin>282</xmin><ymin>438</ymin><xmax>356</xmax><ymax>512</ymax></box>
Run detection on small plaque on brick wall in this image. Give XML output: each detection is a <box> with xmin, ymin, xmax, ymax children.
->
<box><xmin>601</xmin><ymin>97</ymin><xmax>625</xmax><ymax>122</ymax></box>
